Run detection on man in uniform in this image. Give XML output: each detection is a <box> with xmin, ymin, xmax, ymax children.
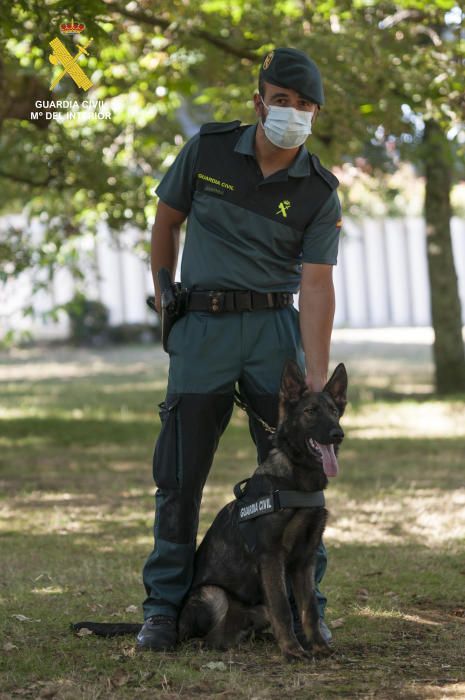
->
<box><xmin>137</xmin><ymin>47</ymin><xmax>343</xmax><ymax>651</ymax></box>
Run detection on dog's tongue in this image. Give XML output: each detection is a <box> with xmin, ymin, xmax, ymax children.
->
<box><xmin>316</xmin><ymin>443</ymin><xmax>339</xmax><ymax>477</ymax></box>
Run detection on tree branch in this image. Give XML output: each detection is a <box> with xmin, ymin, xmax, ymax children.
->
<box><xmin>99</xmin><ymin>0</ymin><xmax>257</xmax><ymax>61</ymax></box>
<box><xmin>0</xmin><ymin>169</ymin><xmax>54</xmax><ymax>187</ymax></box>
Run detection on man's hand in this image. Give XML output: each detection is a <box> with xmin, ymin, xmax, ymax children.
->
<box><xmin>305</xmin><ymin>374</ymin><xmax>327</xmax><ymax>393</ymax></box>
<box><xmin>299</xmin><ymin>263</ymin><xmax>335</xmax><ymax>393</ymax></box>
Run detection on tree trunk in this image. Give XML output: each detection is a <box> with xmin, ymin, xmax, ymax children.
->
<box><xmin>423</xmin><ymin>120</ymin><xmax>465</xmax><ymax>394</ymax></box>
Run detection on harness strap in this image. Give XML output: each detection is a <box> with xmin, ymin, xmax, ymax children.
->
<box><xmin>234</xmin><ymin>478</ymin><xmax>251</xmax><ymax>499</ymax></box>
<box><xmin>276</xmin><ymin>490</ymin><xmax>326</xmax><ymax>510</ymax></box>
<box><xmin>235</xmin><ymin>478</ymin><xmax>325</xmax><ymax>523</ymax></box>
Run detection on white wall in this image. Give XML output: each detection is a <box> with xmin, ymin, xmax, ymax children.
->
<box><xmin>1</xmin><ymin>217</ymin><xmax>465</xmax><ymax>339</ymax></box>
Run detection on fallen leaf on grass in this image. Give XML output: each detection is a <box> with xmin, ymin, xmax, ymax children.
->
<box><xmin>329</xmin><ymin>618</ymin><xmax>345</xmax><ymax>629</ymax></box>
<box><xmin>76</xmin><ymin>627</ymin><xmax>93</xmax><ymax>636</ymax></box>
<box><xmin>3</xmin><ymin>642</ymin><xmax>18</xmax><ymax>651</ymax></box>
<box><xmin>12</xmin><ymin>614</ymin><xmax>40</xmax><ymax>622</ymax></box>
<box><xmin>202</xmin><ymin>661</ymin><xmax>227</xmax><ymax>671</ymax></box>
<box><xmin>125</xmin><ymin>605</ymin><xmax>138</xmax><ymax>613</ymax></box>
<box><xmin>122</xmin><ymin>646</ymin><xmax>136</xmax><ymax>658</ymax></box>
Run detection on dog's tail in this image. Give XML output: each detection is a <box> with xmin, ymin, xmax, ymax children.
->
<box><xmin>71</xmin><ymin>621</ymin><xmax>142</xmax><ymax>637</ymax></box>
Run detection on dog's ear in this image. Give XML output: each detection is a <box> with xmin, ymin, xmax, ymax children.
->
<box><xmin>324</xmin><ymin>363</ymin><xmax>348</xmax><ymax>416</ymax></box>
<box><xmin>280</xmin><ymin>360</ymin><xmax>307</xmax><ymax>404</ymax></box>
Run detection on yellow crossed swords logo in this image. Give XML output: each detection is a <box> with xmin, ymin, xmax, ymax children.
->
<box><xmin>49</xmin><ymin>37</ymin><xmax>93</xmax><ymax>91</ymax></box>
<box><xmin>276</xmin><ymin>200</ymin><xmax>291</xmax><ymax>218</ymax></box>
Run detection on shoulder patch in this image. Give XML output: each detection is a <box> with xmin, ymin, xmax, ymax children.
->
<box><xmin>200</xmin><ymin>120</ymin><xmax>242</xmax><ymax>136</ymax></box>
<box><xmin>311</xmin><ymin>154</ymin><xmax>339</xmax><ymax>190</ymax></box>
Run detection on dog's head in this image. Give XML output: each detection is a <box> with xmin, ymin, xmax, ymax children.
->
<box><xmin>277</xmin><ymin>360</ymin><xmax>348</xmax><ymax>478</ymax></box>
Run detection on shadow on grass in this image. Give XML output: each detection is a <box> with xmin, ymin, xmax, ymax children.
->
<box><xmin>1</xmin><ymin>535</ymin><xmax>464</xmax><ymax>699</ymax></box>
<box><xmin>0</xmin><ymin>416</ymin><xmax>157</xmax><ymax>446</ymax></box>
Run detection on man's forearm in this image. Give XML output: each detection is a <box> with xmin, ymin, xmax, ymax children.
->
<box><xmin>151</xmin><ymin>222</ymin><xmax>181</xmax><ymax>290</ymax></box>
<box><xmin>150</xmin><ymin>201</ymin><xmax>186</xmax><ymax>312</ymax></box>
<box><xmin>299</xmin><ymin>280</ymin><xmax>335</xmax><ymax>391</ymax></box>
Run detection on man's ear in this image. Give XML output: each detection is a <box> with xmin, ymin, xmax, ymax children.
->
<box><xmin>253</xmin><ymin>92</ymin><xmax>261</xmax><ymax>116</ymax></box>
<box><xmin>280</xmin><ymin>360</ymin><xmax>307</xmax><ymax>404</ymax></box>
<box><xmin>324</xmin><ymin>363</ymin><xmax>348</xmax><ymax>416</ymax></box>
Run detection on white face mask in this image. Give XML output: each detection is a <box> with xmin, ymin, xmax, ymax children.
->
<box><xmin>260</xmin><ymin>96</ymin><xmax>313</xmax><ymax>149</ymax></box>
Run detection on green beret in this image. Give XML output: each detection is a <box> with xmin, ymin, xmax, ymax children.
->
<box><xmin>259</xmin><ymin>47</ymin><xmax>325</xmax><ymax>106</ymax></box>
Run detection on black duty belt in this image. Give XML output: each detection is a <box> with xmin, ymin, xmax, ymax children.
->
<box><xmin>187</xmin><ymin>290</ymin><xmax>293</xmax><ymax>313</ymax></box>
<box><xmin>234</xmin><ymin>478</ymin><xmax>325</xmax><ymax>523</ymax></box>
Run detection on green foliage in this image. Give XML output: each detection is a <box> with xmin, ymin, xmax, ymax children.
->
<box><xmin>63</xmin><ymin>292</ymin><xmax>109</xmax><ymax>344</ymax></box>
<box><xmin>0</xmin><ymin>0</ymin><xmax>464</xmax><ymax>279</ymax></box>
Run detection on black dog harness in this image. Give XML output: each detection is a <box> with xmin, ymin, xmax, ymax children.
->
<box><xmin>234</xmin><ymin>478</ymin><xmax>325</xmax><ymax>552</ymax></box>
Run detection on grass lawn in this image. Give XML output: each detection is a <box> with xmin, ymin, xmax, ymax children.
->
<box><xmin>1</xmin><ymin>339</ymin><xmax>464</xmax><ymax>699</ymax></box>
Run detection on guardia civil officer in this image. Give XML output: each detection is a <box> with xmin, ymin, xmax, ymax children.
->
<box><xmin>137</xmin><ymin>47</ymin><xmax>343</xmax><ymax>651</ymax></box>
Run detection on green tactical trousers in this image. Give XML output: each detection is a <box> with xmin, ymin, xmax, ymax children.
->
<box><xmin>142</xmin><ymin>306</ymin><xmax>328</xmax><ymax>620</ymax></box>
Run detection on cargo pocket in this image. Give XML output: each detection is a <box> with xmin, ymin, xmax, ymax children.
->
<box><xmin>152</xmin><ymin>396</ymin><xmax>182</xmax><ymax>489</ymax></box>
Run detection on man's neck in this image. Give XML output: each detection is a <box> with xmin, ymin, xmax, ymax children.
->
<box><xmin>254</xmin><ymin>120</ymin><xmax>300</xmax><ymax>178</ymax></box>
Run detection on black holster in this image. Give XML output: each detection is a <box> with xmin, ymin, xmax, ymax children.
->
<box><xmin>146</xmin><ymin>269</ymin><xmax>188</xmax><ymax>352</ymax></box>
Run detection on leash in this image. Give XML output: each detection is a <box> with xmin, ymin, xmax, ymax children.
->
<box><xmin>233</xmin><ymin>390</ymin><xmax>277</xmax><ymax>435</ymax></box>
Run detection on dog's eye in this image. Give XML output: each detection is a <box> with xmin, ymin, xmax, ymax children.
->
<box><xmin>304</xmin><ymin>406</ymin><xmax>319</xmax><ymax>415</ymax></box>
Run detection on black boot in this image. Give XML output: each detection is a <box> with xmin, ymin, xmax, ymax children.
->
<box><xmin>136</xmin><ymin>614</ymin><xmax>177</xmax><ymax>651</ymax></box>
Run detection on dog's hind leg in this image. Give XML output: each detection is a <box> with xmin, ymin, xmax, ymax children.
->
<box><xmin>220</xmin><ymin>601</ymin><xmax>269</xmax><ymax>646</ymax></box>
<box><xmin>178</xmin><ymin>586</ymin><xmax>222</xmax><ymax>642</ymax></box>
<box><xmin>179</xmin><ymin>585</ymin><xmax>233</xmax><ymax>648</ymax></box>
<box><xmin>180</xmin><ymin>586</ymin><xmax>268</xmax><ymax>649</ymax></box>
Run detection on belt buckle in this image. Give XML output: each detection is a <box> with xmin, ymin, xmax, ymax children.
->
<box><xmin>235</xmin><ymin>290</ymin><xmax>252</xmax><ymax>312</ymax></box>
<box><xmin>209</xmin><ymin>291</ymin><xmax>224</xmax><ymax>313</ymax></box>
<box><xmin>278</xmin><ymin>292</ymin><xmax>291</xmax><ymax>308</ymax></box>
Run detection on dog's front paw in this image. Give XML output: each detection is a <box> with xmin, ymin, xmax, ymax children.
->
<box><xmin>282</xmin><ymin>644</ymin><xmax>311</xmax><ymax>662</ymax></box>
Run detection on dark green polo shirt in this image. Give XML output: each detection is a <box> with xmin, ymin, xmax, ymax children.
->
<box><xmin>156</xmin><ymin>123</ymin><xmax>342</xmax><ymax>293</ymax></box>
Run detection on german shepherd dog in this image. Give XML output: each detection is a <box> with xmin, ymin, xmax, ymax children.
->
<box><xmin>73</xmin><ymin>360</ymin><xmax>347</xmax><ymax>661</ymax></box>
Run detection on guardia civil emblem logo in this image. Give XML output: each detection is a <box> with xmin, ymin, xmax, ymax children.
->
<box><xmin>49</xmin><ymin>20</ymin><xmax>93</xmax><ymax>91</ymax></box>
<box><xmin>276</xmin><ymin>200</ymin><xmax>291</xmax><ymax>218</ymax></box>
<box><xmin>263</xmin><ymin>51</ymin><xmax>274</xmax><ymax>70</ymax></box>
